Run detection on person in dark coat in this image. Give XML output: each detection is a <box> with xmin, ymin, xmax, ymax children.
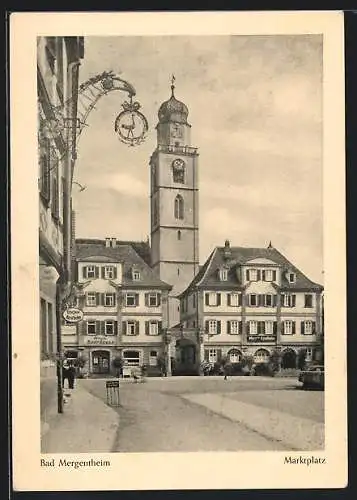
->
<box><xmin>67</xmin><ymin>360</ymin><xmax>76</xmax><ymax>389</ymax></box>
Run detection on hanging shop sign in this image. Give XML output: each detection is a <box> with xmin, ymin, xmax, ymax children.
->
<box><xmin>63</xmin><ymin>307</ymin><xmax>83</xmax><ymax>323</ymax></box>
<box><xmin>114</xmin><ymin>97</ymin><xmax>148</xmax><ymax>147</ymax></box>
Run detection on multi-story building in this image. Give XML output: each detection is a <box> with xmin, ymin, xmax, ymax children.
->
<box><xmin>150</xmin><ymin>81</ymin><xmax>200</xmax><ymax>327</ymax></box>
<box><xmin>62</xmin><ymin>238</ymin><xmax>171</xmax><ymax>375</ymax></box>
<box><xmin>178</xmin><ymin>240</ymin><xmax>323</xmax><ymax>371</ymax></box>
<box><xmin>38</xmin><ymin>37</ymin><xmax>84</xmax><ymax>417</ymax></box>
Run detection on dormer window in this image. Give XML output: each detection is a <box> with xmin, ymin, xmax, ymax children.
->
<box><xmin>132</xmin><ymin>269</ymin><xmax>141</xmax><ymax>281</ymax></box>
<box><xmin>288</xmin><ymin>272</ymin><xmax>296</xmax><ymax>283</ymax></box>
<box><xmin>219</xmin><ymin>268</ymin><xmax>228</xmax><ymax>281</ymax></box>
<box><xmin>104</xmin><ymin>266</ymin><xmax>115</xmax><ymax>280</ymax></box>
<box><xmin>247</xmin><ymin>269</ymin><xmax>259</xmax><ymax>281</ymax></box>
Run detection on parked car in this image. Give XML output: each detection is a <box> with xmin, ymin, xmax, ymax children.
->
<box><xmin>298</xmin><ymin>365</ymin><xmax>324</xmax><ymax>390</ymax></box>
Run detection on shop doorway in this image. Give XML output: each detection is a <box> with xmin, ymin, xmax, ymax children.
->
<box><xmin>281</xmin><ymin>349</ymin><xmax>297</xmax><ymax>369</ymax></box>
<box><xmin>92</xmin><ymin>350</ymin><xmax>110</xmax><ymax>374</ymax></box>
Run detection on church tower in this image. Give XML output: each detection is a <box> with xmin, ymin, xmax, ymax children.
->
<box><xmin>150</xmin><ymin>79</ymin><xmax>199</xmax><ymax>327</ymax></box>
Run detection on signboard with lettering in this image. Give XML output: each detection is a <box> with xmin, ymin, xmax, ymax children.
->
<box><xmin>106</xmin><ymin>380</ymin><xmax>119</xmax><ymax>388</ymax></box>
<box><xmin>63</xmin><ymin>307</ymin><xmax>83</xmax><ymax>323</ymax></box>
<box><xmin>247</xmin><ymin>335</ymin><xmax>276</xmax><ymax>343</ymax></box>
<box><xmin>85</xmin><ymin>336</ymin><xmax>116</xmax><ymax>346</ymax></box>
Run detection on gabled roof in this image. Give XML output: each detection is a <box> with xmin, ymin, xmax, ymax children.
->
<box><xmin>75</xmin><ymin>238</ymin><xmax>151</xmax><ymax>266</ymax></box>
<box><xmin>75</xmin><ymin>240</ymin><xmax>171</xmax><ymax>290</ymax></box>
<box><xmin>180</xmin><ymin>245</ymin><xmax>323</xmax><ymax>296</ymax></box>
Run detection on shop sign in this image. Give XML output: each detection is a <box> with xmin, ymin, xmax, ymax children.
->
<box><xmin>247</xmin><ymin>335</ymin><xmax>276</xmax><ymax>342</ymax></box>
<box><xmin>86</xmin><ymin>336</ymin><xmax>116</xmax><ymax>346</ymax></box>
<box><xmin>63</xmin><ymin>307</ymin><xmax>83</xmax><ymax>323</ymax></box>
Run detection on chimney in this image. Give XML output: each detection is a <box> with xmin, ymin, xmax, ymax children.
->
<box><xmin>223</xmin><ymin>239</ymin><xmax>231</xmax><ymax>259</ymax></box>
<box><xmin>111</xmin><ymin>237</ymin><xmax>117</xmax><ymax>248</ymax></box>
<box><xmin>268</xmin><ymin>241</ymin><xmax>273</xmax><ymax>249</ymax></box>
<box><xmin>105</xmin><ymin>238</ymin><xmax>111</xmax><ymax>248</ymax></box>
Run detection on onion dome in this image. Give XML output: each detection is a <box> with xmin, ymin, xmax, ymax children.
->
<box><xmin>158</xmin><ymin>81</ymin><xmax>189</xmax><ymax>124</ymax></box>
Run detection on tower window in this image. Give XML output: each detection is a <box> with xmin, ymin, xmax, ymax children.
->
<box><xmin>177</xmin><ymin>268</ymin><xmax>180</xmax><ymax>276</ymax></box>
<box><xmin>172</xmin><ymin>159</ymin><xmax>185</xmax><ymax>183</ymax></box>
<box><xmin>174</xmin><ymin>195</ymin><xmax>184</xmax><ymax>220</ymax></box>
<box><xmin>177</xmin><ymin>230</ymin><xmax>181</xmax><ymax>240</ymax></box>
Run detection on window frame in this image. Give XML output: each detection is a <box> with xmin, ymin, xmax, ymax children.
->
<box><xmin>249</xmin><ymin>320</ymin><xmax>258</xmax><ymax>335</ymax></box>
<box><xmin>283</xmin><ymin>320</ymin><xmax>294</xmax><ymax>335</ymax></box>
<box><xmin>105</xmin><ymin>320</ymin><xmax>115</xmax><ymax>335</ymax></box>
<box><xmin>148</xmin><ymin>321</ymin><xmax>159</xmax><ymax>336</ymax></box>
<box><xmin>132</xmin><ymin>270</ymin><xmax>141</xmax><ymax>281</ymax></box>
<box><xmin>148</xmin><ymin>293</ymin><xmax>159</xmax><ymax>307</ymax></box>
<box><xmin>86</xmin><ymin>265</ymin><xmax>96</xmax><ymax>279</ymax></box>
<box><xmin>87</xmin><ymin>321</ymin><xmax>96</xmax><ymax>335</ymax></box>
<box><xmin>104</xmin><ymin>293</ymin><xmax>115</xmax><ymax>307</ymax></box>
<box><xmin>208</xmin><ymin>320</ymin><xmax>217</xmax><ymax>335</ymax></box>
<box><xmin>230</xmin><ymin>320</ymin><xmax>240</xmax><ymax>334</ymax></box>
<box><xmin>86</xmin><ymin>292</ymin><xmax>97</xmax><ymax>307</ymax></box>
<box><xmin>249</xmin><ymin>294</ymin><xmax>257</xmax><ymax>307</ymax></box>
<box><xmin>126</xmin><ymin>321</ymin><xmax>137</xmax><ymax>336</ymax></box>
<box><xmin>126</xmin><ymin>294</ymin><xmax>137</xmax><ymax>307</ymax></box>
<box><xmin>265</xmin><ymin>321</ymin><xmax>274</xmax><ymax>335</ymax></box>
<box><xmin>174</xmin><ymin>194</ymin><xmax>184</xmax><ymax>220</ymax></box>
<box><xmin>304</xmin><ymin>294</ymin><xmax>313</xmax><ymax>308</ymax></box>
<box><xmin>208</xmin><ymin>348</ymin><xmax>217</xmax><ymax>363</ymax></box>
<box><xmin>104</xmin><ymin>266</ymin><xmax>114</xmax><ymax>280</ymax></box>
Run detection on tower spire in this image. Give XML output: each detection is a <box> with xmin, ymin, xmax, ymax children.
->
<box><xmin>171</xmin><ymin>74</ymin><xmax>176</xmax><ymax>97</ymax></box>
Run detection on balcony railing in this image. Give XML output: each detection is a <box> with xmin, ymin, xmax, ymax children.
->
<box><xmin>157</xmin><ymin>144</ymin><xmax>198</xmax><ymax>156</ymax></box>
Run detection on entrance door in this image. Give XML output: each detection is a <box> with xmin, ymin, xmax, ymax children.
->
<box><xmin>92</xmin><ymin>351</ymin><xmax>110</xmax><ymax>374</ymax></box>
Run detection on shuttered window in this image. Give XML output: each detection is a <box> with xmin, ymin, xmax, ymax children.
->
<box><xmin>124</xmin><ymin>321</ymin><xmax>139</xmax><ymax>335</ymax></box>
<box><xmin>205</xmin><ymin>292</ymin><xmax>221</xmax><ymax>306</ymax></box>
<box><xmin>301</xmin><ymin>321</ymin><xmax>315</xmax><ymax>335</ymax></box>
<box><xmin>86</xmin><ymin>292</ymin><xmax>97</xmax><ymax>306</ymax></box>
<box><xmin>282</xmin><ymin>294</ymin><xmax>296</xmax><ymax>307</ymax></box>
<box><xmin>228</xmin><ymin>293</ymin><xmax>241</xmax><ymax>307</ymax></box>
<box><xmin>126</xmin><ymin>293</ymin><xmax>139</xmax><ymax>307</ymax></box>
<box><xmin>86</xmin><ymin>321</ymin><xmax>96</xmax><ymax>335</ymax></box>
<box><xmin>283</xmin><ymin>321</ymin><xmax>296</xmax><ymax>335</ymax></box>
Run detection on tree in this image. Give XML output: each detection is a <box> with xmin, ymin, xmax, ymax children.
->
<box><xmin>241</xmin><ymin>354</ymin><xmax>255</xmax><ymax>375</ymax></box>
<box><xmin>112</xmin><ymin>355</ymin><xmax>124</xmax><ymax>378</ymax></box>
<box><xmin>74</xmin><ymin>354</ymin><xmax>88</xmax><ymax>377</ymax></box>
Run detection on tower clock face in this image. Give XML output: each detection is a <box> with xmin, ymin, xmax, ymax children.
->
<box><xmin>171</xmin><ymin>124</ymin><xmax>183</xmax><ymax>138</ymax></box>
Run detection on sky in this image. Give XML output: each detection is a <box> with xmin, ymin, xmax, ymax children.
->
<box><xmin>73</xmin><ymin>35</ymin><xmax>323</xmax><ymax>284</ymax></box>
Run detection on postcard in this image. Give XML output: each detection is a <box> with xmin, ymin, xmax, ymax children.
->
<box><xmin>10</xmin><ymin>10</ymin><xmax>347</xmax><ymax>491</ymax></box>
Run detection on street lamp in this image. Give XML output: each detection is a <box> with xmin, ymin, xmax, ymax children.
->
<box><xmin>40</xmin><ymin>69</ymin><xmax>148</xmax><ymax>413</ymax></box>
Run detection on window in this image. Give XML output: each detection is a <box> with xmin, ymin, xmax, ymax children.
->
<box><xmin>249</xmin><ymin>321</ymin><xmax>258</xmax><ymax>335</ymax></box>
<box><xmin>282</xmin><ymin>294</ymin><xmax>296</xmax><ymax>307</ymax></box>
<box><xmin>264</xmin><ymin>269</ymin><xmax>275</xmax><ymax>281</ymax></box>
<box><xmin>249</xmin><ymin>294</ymin><xmax>257</xmax><ymax>307</ymax></box>
<box><xmin>288</xmin><ymin>273</ymin><xmax>296</xmax><ymax>283</ymax></box>
<box><xmin>104</xmin><ymin>293</ymin><xmax>115</xmax><ymax>307</ymax></box>
<box><xmin>229</xmin><ymin>321</ymin><xmax>240</xmax><ymax>334</ymax></box>
<box><xmin>104</xmin><ymin>266</ymin><xmax>114</xmax><ymax>279</ymax></box>
<box><xmin>304</xmin><ymin>294</ymin><xmax>313</xmax><ymax>308</ymax></box>
<box><xmin>39</xmin><ymin>137</ymin><xmax>51</xmax><ymax>202</ymax></box>
<box><xmin>147</xmin><ymin>293</ymin><xmax>160</xmax><ymax>307</ymax></box>
<box><xmin>208</xmin><ymin>349</ymin><xmax>217</xmax><ymax>363</ymax></box>
<box><xmin>123</xmin><ymin>350</ymin><xmax>140</xmax><ymax>366</ymax></box>
<box><xmin>125</xmin><ymin>321</ymin><xmax>138</xmax><ymax>336</ymax></box>
<box><xmin>177</xmin><ymin>268</ymin><xmax>180</xmax><ymax>276</ymax></box>
<box><xmin>149</xmin><ymin>351</ymin><xmax>158</xmax><ymax>366</ymax></box>
<box><xmin>132</xmin><ymin>270</ymin><xmax>141</xmax><ymax>281</ymax></box>
<box><xmin>283</xmin><ymin>321</ymin><xmax>295</xmax><ymax>335</ymax></box>
<box><xmin>306</xmin><ymin>348</ymin><xmax>313</xmax><ymax>361</ymax></box>
<box><xmin>177</xmin><ymin>230</ymin><xmax>181</xmax><ymax>240</ymax></box>
<box><xmin>265</xmin><ymin>321</ymin><xmax>274</xmax><ymax>335</ymax></box>
<box><xmin>172</xmin><ymin>159</ymin><xmax>185</xmax><ymax>183</ymax></box>
<box><xmin>153</xmin><ymin>199</ymin><xmax>158</xmax><ymax>225</ymax></box>
<box><xmin>126</xmin><ymin>294</ymin><xmax>138</xmax><ymax>307</ymax></box>
<box><xmin>86</xmin><ymin>266</ymin><xmax>96</xmax><ymax>279</ymax></box>
<box><xmin>249</xmin><ymin>269</ymin><xmax>258</xmax><ymax>281</ymax></box>
<box><xmin>51</xmin><ymin>173</ymin><xmax>59</xmax><ymax>219</ymax></box>
<box><xmin>264</xmin><ymin>294</ymin><xmax>273</xmax><ymax>307</ymax></box>
<box><xmin>301</xmin><ymin>321</ymin><xmax>315</xmax><ymax>335</ymax></box>
<box><xmin>87</xmin><ymin>321</ymin><xmax>96</xmax><ymax>335</ymax></box>
<box><xmin>254</xmin><ymin>349</ymin><xmax>270</xmax><ymax>363</ymax></box>
<box><xmin>147</xmin><ymin>321</ymin><xmax>160</xmax><ymax>336</ymax></box>
<box><xmin>228</xmin><ymin>293</ymin><xmax>241</xmax><ymax>307</ymax></box>
<box><xmin>219</xmin><ymin>269</ymin><xmax>228</xmax><ymax>281</ymax></box>
<box><xmin>105</xmin><ymin>321</ymin><xmax>115</xmax><ymax>335</ymax></box>
<box><xmin>174</xmin><ymin>195</ymin><xmax>184</xmax><ymax>220</ymax></box>
<box><xmin>209</xmin><ymin>320</ymin><xmax>217</xmax><ymax>335</ymax></box>
<box><xmin>228</xmin><ymin>349</ymin><xmax>241</xmax><ymax>363</ymax></box>
<box><xmin>205</xmin><ymin>292</ymin><xmax>221</xmax><ymax>307</ymax></box>
<box><xmin>86</xmin><ymin>293</ymin><xmax>97</xmax><ymax>307</ymax></box>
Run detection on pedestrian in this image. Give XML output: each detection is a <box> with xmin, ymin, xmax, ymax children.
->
<box><xmin>62</xmin><ymin>358</ymin><xmax>70</xmax><ymax>388</ymax></box>
<box><xmin>67</xmin><ymin>359</ymin><xmax>76</xmax><ymax>389</ymax></box>
<box><xmin>223</xmin><ymin>363</ymin><xmax>231</xmax><ymax>381</ymax></box>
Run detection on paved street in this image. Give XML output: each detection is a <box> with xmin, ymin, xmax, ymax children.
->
<box><xmin>81</xmin><ymin>376</ymin><xmax>324</xmax><ymax>452</ymax></box>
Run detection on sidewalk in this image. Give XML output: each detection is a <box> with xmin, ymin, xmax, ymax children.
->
<box><xmin>41</xmin><ymin>382</ymin><xmax>120</xmax><ymax>454</ymax></box>
<box><xmin>181</xmin><ymin>393</ymin><xmax>324</xmax><ymax>451</ymax></box>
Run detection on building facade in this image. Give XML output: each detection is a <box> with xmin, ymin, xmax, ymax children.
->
<box><xmin>38</xmin><ymin>37</ymin><xmax>84</xmax><ymax>418</ymax></box>
<box><xmin>150</xmin><ymin>82</ymin><xmax>199</xmax><ymax>327</ymax></box>
<box><xmin>61</xmin><ymin>238</ymin><xmax>171</xmax><ymax>375</ymax></box>
<box><xmin>178</xmin><ymin>240</ymin><xmax>323</xmax><ymax>371</ymax></box>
